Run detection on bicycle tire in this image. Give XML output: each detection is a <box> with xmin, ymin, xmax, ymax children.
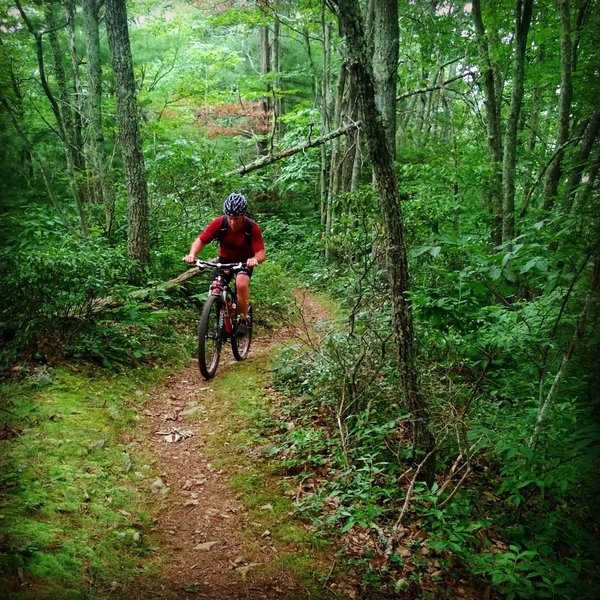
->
<box><xmin>231</xmin><ymin>304</ymin><xmax>253</xmax><ymax>361</ymax></box>
<box><xmin>198</xmin><ymin>294</ymin><xmax>223</xmax><ymax>379</ymax></box>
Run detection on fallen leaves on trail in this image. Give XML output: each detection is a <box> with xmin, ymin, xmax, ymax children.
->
<box><xmin>155</xmin><ymin>427</ymin><xmax>194</xmax><ymax>443</ymax></box>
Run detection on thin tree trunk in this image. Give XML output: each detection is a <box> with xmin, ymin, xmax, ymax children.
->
<box><xmin>65</xmin><ymin>0</ymin><xmax>85</xmax><ymax>171</ymax></box>
<box><xmin>326</xmin><ymin>61</ymin><xmax>348</xmax><ymax>257</ymax></box>
<box><xmin>258</xmin><ymin>0</ymin><xmax>271</xmax><ymax>156</ymax></box>
<box><xmin>332</xmin><ymin>0</ymin><xmax>436</xmax><ymax>483</ymax></box>
<box><xmin>472</xmin><ymin>0</ymin><xmax>503</xmax><ymax>245</ymax></box>
<box><xmin>542</xmin><ymin>0</ymin><xmax>573</xmax><ymax>210</ymax></box>
<box><xmin>271</xmin><ymin>14</ymin><xmax>281</xmax><ymax>140</ymax></box>
<box><xmin>319</xmin><ymin>16</ymin><xmax>332</xmax><ymax>226</ymax></box>
<box><xmin>501</xmin><ymin>0</ymin><xmax>534</xmax><ymax>242</ymax></box>
<box><xmin>83</xmin><ymin>0</ymin><xmax>116</xmax><ymax>236</ymax></box>
<box><xmin>105</xmin><ymin>0</ymin><xmax>150</xmax><ymax>263</ymax></box>
<box><xmin>46</xmin><ymin>2</ymin><xmax>79</xmax><ymax>165</ymax></box>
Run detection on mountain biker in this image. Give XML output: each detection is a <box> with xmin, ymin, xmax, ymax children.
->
<box><xmin>183</xmin><ymin>192</ymin><xmax>266</xmax><ymax>332</ymax></box>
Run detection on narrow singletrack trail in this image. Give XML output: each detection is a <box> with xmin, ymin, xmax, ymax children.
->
<box><xmin>126</xmin><ymin>291</ymin><xmax>336</xmax><ymax>600</ymax></box>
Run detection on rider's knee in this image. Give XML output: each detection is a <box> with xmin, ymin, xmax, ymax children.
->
<box><xmin>237</xmin><ymin>278</ymin><xmax>250</xmax><ymax>294</ymax></box>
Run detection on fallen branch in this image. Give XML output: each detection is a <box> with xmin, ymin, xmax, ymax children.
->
<box><xmin>226</xmin><ymin>121</ymin><xmax>362</xmax><ymax>176</ymax></box>
<box><xmin>91</xmin><ymin>267</ymin><xmax>203</xmax><ymax>311</ymax></box>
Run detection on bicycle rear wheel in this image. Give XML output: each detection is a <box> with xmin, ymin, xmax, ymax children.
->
<box><xmin>231</xmin><ymin>304</ymin><xmax>252</xmax><ymax>361</ymax></box>
<box><xmin>198</xmin><ymin>295</ymin><xmax>223</xmax><ymax>379</ymax></box>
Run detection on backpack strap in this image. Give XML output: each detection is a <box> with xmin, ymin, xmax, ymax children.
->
<box><xmin>244</xmin><ymin>217</ymin><xmax>254</xmax><ymax>246</ymax></box>
<box><xmin>217</xmin><ymin>215</ymin><xmax>228</xmax><ymax>242</ymax></box>
<box><xmin>217</xmin><ymin>215</ymin><xmax>254</xmax><ymax>247</ymax></box>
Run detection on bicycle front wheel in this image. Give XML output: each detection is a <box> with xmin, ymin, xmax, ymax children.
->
<box><xmin>198</xmin><ymin>294</ymin><xmax>223</xmax><ymax>379</ymax></box>
<box><xmin>232</xmin><ymin>304</ymin><xmax>252</xmax><ymax>361</ymax></box>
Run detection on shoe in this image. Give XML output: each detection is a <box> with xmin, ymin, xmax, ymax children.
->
<box><xmin>236</xmin><ymin>318</ymin><xmax>249</xmax><ymax>336</ymax></box>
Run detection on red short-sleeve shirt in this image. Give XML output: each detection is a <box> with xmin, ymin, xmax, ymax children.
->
<box><xmin>199</xmin><ymin>217</ymin><xmax>265</xmax><ymax>262</ymax></box>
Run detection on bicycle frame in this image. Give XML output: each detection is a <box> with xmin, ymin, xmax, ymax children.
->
<box><xmin>209</xmin><ymin>276</ymin><xmax>236</xmax><ymax>336</ymax></box>
<box><xmin>197</xmin><ymin>260</ymin><xmax>244</xmax><ymax>338</ymax></box>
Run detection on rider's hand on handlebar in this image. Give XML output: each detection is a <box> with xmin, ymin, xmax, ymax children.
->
<box><xmin>183</xmin><ymin>254</ymin><xmax>196</xmax><ymax>264</ymax></box>
<box><xmin>246</xmin><ymin>257</ymin><xmax>258</xmax><ymax>268</ymax></box>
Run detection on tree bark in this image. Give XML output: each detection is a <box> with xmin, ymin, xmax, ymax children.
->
<box><xmin>271</xmin><ymin>13</ymin><xmax>281</xmax><ymax>140</ymax></box>
<box><xmin>65</xmin><ymin>0</ymin><xmax>85</xmax><ymax>171</ymax></box>
<box><xmin>501</xmin><ymin>0</ymin><xmax>534</xmax><ymax>242</ymax></box>
<box><xmin>332</xmin><ymin>0</ymin><xmax>436</xmax><ymax>483</ymax></box>
<box><xmin>370</xmin><ymin>0</ymin><xmax>399</xmax><ymax>159</ymax></box>
<box><xmin>325</xmin><ymin>61</ymin><xmax>348</xmax><ymax>257</ymax></box>
<box><xmin>105</xmin><ymin>0</ymin><xmax>150</xmax><ymax>263</ymax></box>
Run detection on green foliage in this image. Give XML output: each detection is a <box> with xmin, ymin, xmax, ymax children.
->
<box><xmin>250</xmin><ymin>261</ymin><xmax>294</xmax><ymax>328</ymax></box>
<box><xmin>0</xmin><ymin>218</ymin><xmax>194</xmax><ymax>369</ymax></box>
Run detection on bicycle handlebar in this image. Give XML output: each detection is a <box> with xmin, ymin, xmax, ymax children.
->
<box><xmin>195</xmin><ymin>259</ymin><xmax>247</xmax><ymax>270</ymax></box>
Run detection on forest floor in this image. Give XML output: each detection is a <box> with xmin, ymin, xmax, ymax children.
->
<box><xmin>123</xmin><ymin>291</ymin><xmax>344</xmax><ymax>600</ymax></box>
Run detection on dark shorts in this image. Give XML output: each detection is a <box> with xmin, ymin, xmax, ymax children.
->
<box><xmin>215</xmin><ymin>260</ymin><xmax>254</xmax><ymax>283</ymax></box>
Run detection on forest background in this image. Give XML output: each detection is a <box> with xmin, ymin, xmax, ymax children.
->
<box><xmin>0</xmin><ymin>0</ymin><xmax>599</xmax><ymax>598</ymax></box>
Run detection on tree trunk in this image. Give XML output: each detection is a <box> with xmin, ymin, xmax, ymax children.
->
<box><xmin>319</xmin><ymin>16</ymin><xmax>332</xmax><ymax>226</ymax></box>
<box><xmin>501</xmin><ymin>0</ymin><xmax>534</xmax><ymax>242</ymax></box>
<box><xmin>83</xmin><ymin>0</ymin><xmax>116</xmax><ymax>236</ymax></box>
<box><xmin>271</xmin><ymin>14</ymin><xmax>281</xmax><ymax>140</ymax></box>
<box><xmin>370</xmin><ymin>0</ymin><xmax>398</xmax><ymax>160</ymax></box>
<box><xmin>542</xmin><ymin>0</ymin><xmax>573</xmax><ymax>210</ymax></box>
<box><xmin>332</xmin><ymin>0</ymin><xmax>436</xmax><ymax>483</ymax></box>
<box><xmin>325</xmin><ymin>61</ymin><xmax>348</xmax><ymax>258</ymax></box>
<box><xmin>258</xmin><ymin>0</ymin><xmax>271</xmax><ymax>156</ymax></box>
<box><xmin>105</xmin><ymin>0</ymin><xmax>150</xmax><ymax>264</ymax></box>
<box><xmin>65</xmin><ymin>0</ymin><xmax>85</xmax><ymax>171</ymax></box>
<box><xmin>472</xmin><ymin>0</ymin><xmax>503</xmax><ymax>245</ymax></box>
<box><xmin>46</xmin><ymin>2</ymin><xmax>78</xmax><ymax>164</ymax></box>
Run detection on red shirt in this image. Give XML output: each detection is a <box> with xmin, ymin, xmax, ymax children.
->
<box><xmin>199</xmin><ymin>217</ymin><xmax>265</xmax><ymax>262</ymax></box>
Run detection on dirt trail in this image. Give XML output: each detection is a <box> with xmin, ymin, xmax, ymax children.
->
<box><xmin>128</xmin><ymin>291</ymin><xmax>334</xmax><ymax>600</ymax></box>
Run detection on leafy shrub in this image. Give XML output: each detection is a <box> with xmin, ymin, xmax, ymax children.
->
<box><xmin>250</xmin><ymin>261</ymin><xmax>294</xmax><ymax>328</ymax></box>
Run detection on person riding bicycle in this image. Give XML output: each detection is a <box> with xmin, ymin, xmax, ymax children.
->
<box><xmin>183</xmin><ymin>192</ymin><xmax>265</xmax><ymax>333</ymax></box>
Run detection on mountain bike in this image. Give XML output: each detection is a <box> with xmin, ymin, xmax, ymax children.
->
<box><xmin>195</xmin><ymin>260</ymin><xmax>253</xmax><ymax>379</ymax></box>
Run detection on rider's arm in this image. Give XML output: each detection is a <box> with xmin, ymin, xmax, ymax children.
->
<box><xmin>183</xmin><ymin>236</ymin><xmax>205</xmax><ymax>264</ymax></box>
<box><xmin>247</xmin><ymin>249</ymin><xmax>266</xmax><ymax>268</ymax></box>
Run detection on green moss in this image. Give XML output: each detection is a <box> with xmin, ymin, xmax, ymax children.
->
<box><xmin>0</xmin><ymin>365</ymin><xmax>165</xmax><ymax>596</ymax></box>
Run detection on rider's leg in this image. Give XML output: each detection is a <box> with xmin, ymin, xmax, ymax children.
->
<box><xmin>236</xmin><ymin>273</ymin><xmax>251</xmax><ymax>320</ymax></box>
